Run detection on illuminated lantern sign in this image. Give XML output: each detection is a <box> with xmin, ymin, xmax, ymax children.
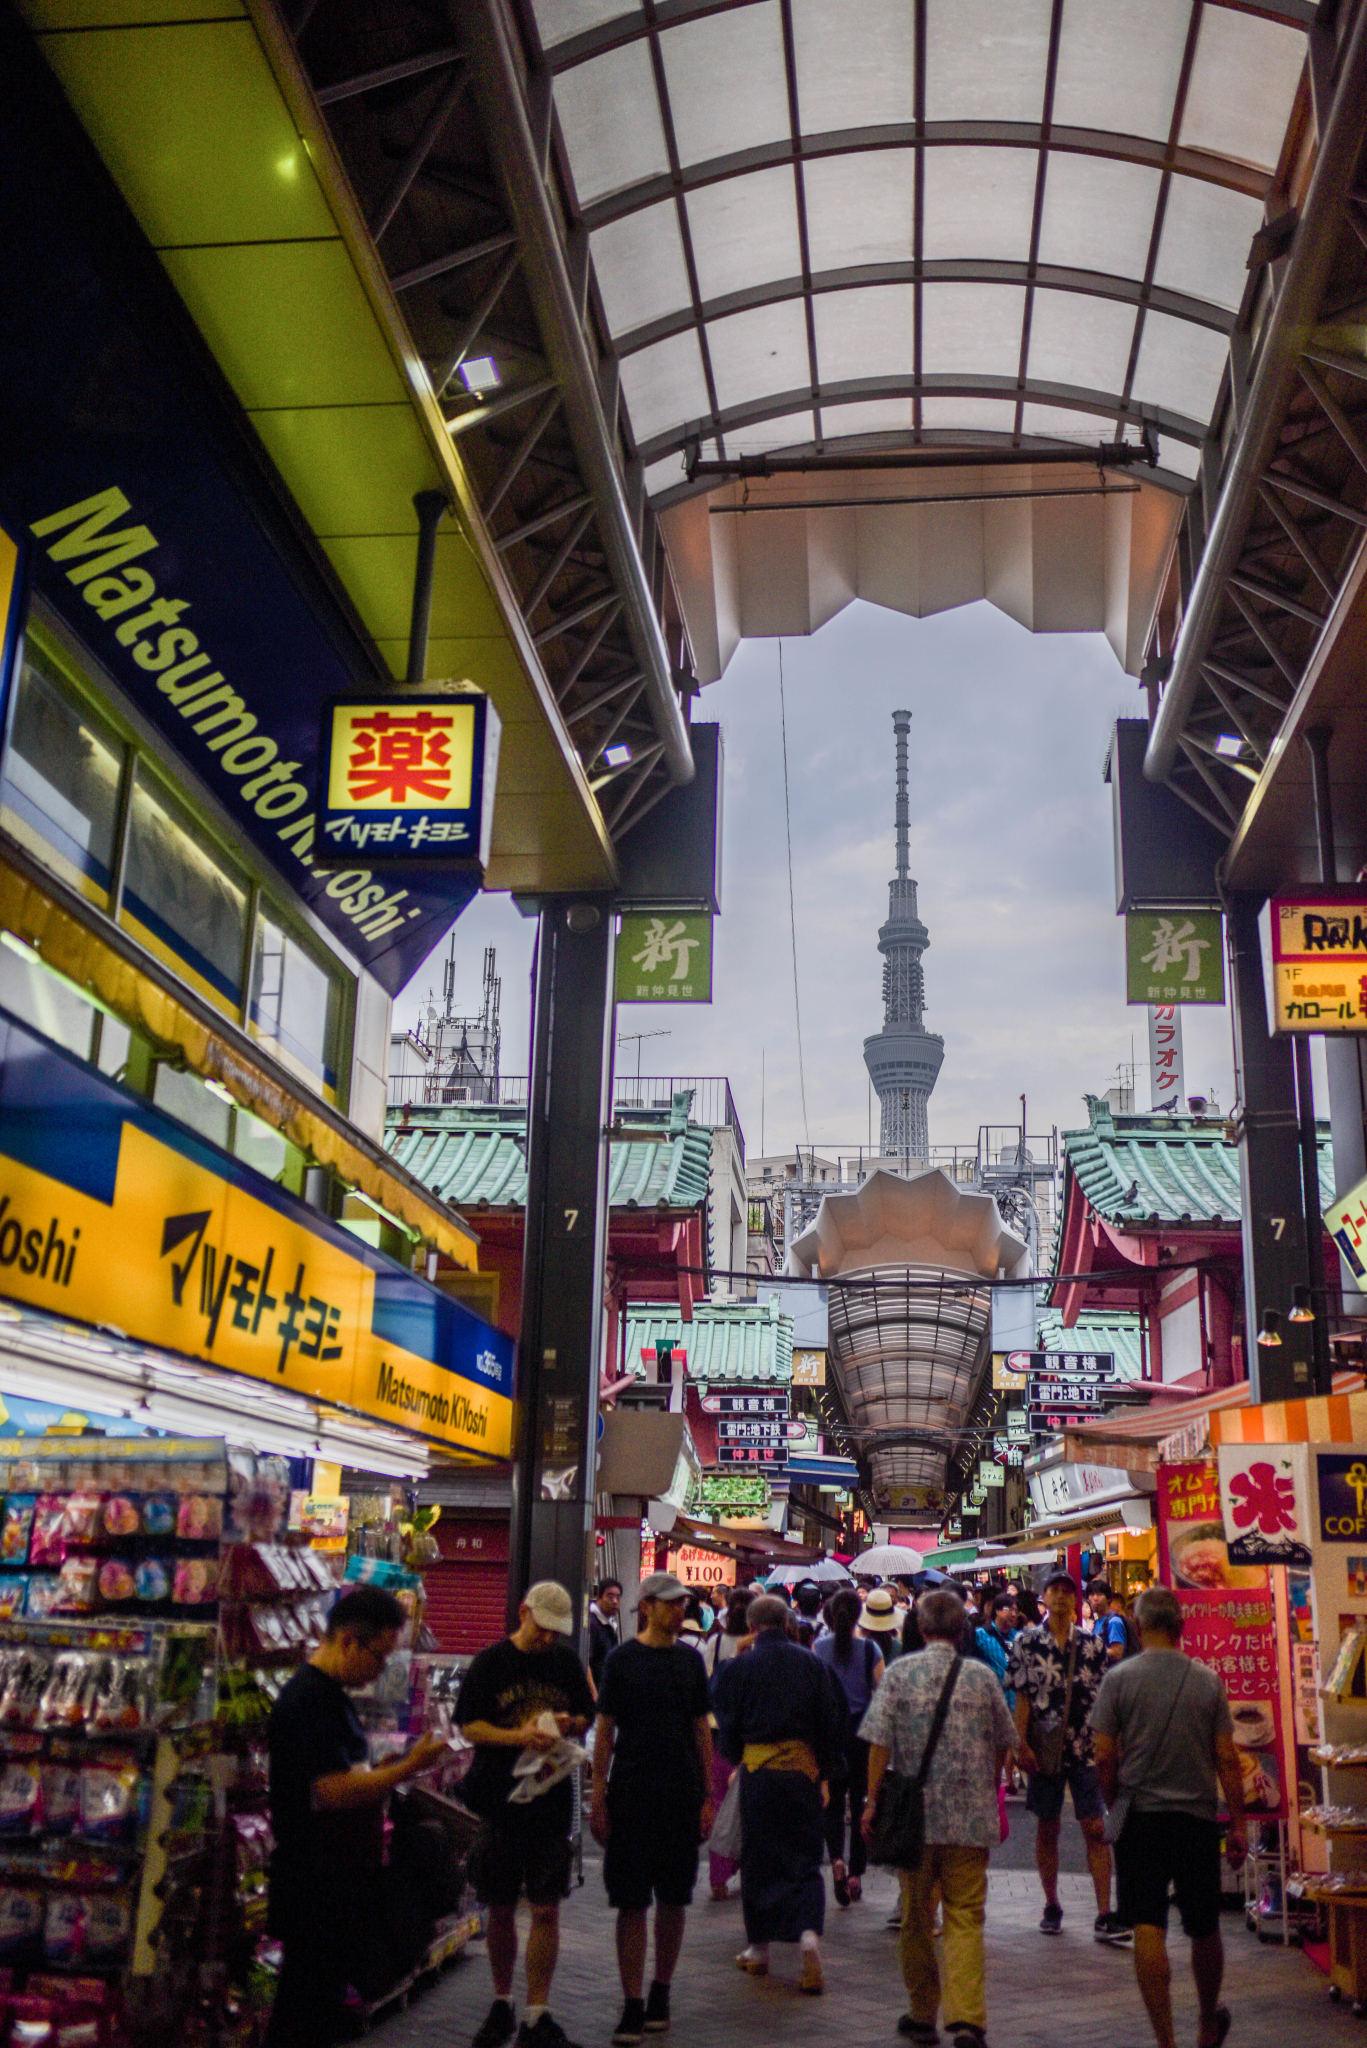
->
<box><xmin>318</xmin><ymin>692</ymin><xmax>501</xmax><ymax>866</ymax></box>
<box><xmin>1268</xmin><ymin>892</ymin><xmax>1367</xmax><ymax>1033</ymax></box>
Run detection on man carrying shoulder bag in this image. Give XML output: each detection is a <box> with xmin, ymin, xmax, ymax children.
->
<box><xmin>861</xmin><ymin>1588</ymin><xmax>1017</xmax><ymax>2048</ymax></box>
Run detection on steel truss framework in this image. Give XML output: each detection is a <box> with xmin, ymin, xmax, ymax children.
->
<box><xmin>278</xmin><ymin>0</ymin><xmax>694</xmax><ymax>841</ymax></box>
<box><xmin>1144</xmin><ymin>0</ymin><xmax>1367</xmax><ymax>837</ymax></box>
<box><xmin>533</xmin><ymin>0</ymin><xmax>1309</xmax><ymax>502</ymax></box>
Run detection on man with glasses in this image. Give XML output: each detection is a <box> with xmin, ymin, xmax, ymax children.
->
<box><xmin>265</xmin><ymin>1584</ymin><xmax>447</xmax><ymax>2048</ymax></box>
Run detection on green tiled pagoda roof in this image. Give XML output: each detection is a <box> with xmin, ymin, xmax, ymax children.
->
<box><xmin>1060</xmin><ymin>1095</ymin><xmax>1334</xmax><ymax>1231</ymax></box>
<box><xmin>385</xmin><ymin>1090</ymin><xmax>713</xmax><ymax>1213</ymax></box>
<box><xmin>623</xmin><ymin>1299</ymin><xmax>794</xmax><ymax>1383</ymax></box>
<box><xmin>1034</xmin><ymin>1309</ymin><xmax>1146</xmax><ymax>1382</ymax></box>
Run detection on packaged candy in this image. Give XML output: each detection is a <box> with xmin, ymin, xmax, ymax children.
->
<box><xmin>82</xmin><ymin>1893</ymin><xmax>128</xmax><ymax>1963</ymax></box>
<box><xmin>0</xmin><ymin>1764</ymin><xmax>40</xmax><ymax>1837</ymax></box>
<box><xmin>176</xmin><ymin>1496</ymin><xmax>222</xmax><ymax>1541</ymax></box>
<box><xmin>90</xmin><ymin>1661</ymin><xmax>147</xmax><ymax>1735</ymax></box>
<box><xmin>140</xmin><ymin>1497</ymin><xmax>175</xmax><ymax>1537</ymax></box>
<box><xmin>101</xmin><ymin>1497</ymin><xmax>138</xmax><ymax>1539</ymax></box>
<box><xmin>78</xmin><ymin>1763</ymin><xmax>138</xmax><ymax>1844</ymax></box>
<box><xmin>58</xmin><ymin>1496</ymin><xmax>102</xmax><ymax>1546</ymax></box>
<box><xmin>0</xmin><ymin>1654</ymin><xmax>48</xmax><ymax>1729</ymax></box>
<box><xmin>0</xmin><ymin>1888</ymin><xmax>44</xmax><ymax>1960</ymax></box>
<box><xmin>172</xmin><ymin>1558</ymin><xmax>218</xmax><ymax>1605</ymax></box>
<box><xmin>95</xmin><ymin>1560</ymin><xmax>134</xmax><ymax>1605</ymax></box>
<box><xmin>132</xmin><ymin>1559</ymin><xmax>168</xmax><ymax>1604</ymax></box>
<box><xmin>41</xmin><ymin>1895</ymin><xmax>83</xmax><ymax>1966</ymax></box>
<box><xmin>22</xmin><ymin>1579</ymin><xmax>61</xmax><ymax>1621</ymax></box>
<box><xmin>26</xmin><ymin>1501</ymin><xmax>64</xmax><ymax>1571</ymax></box>
<box><xmin>38</xmin><ymin>1655</ymin><xmax>95</xmax><ymax>1731</ymax></box>
<box><xmin>0</xmin><ymin>1578</ymin><xmax>28</xmax><ymax>1622</ymax></box>
<box><xmin>39</xmin><ymin>1765</ymin><xmax>80</xmax><ymax>1836</ymax></box>
<box><xmin>0</xmin><ymin>1501</ymin><xmax>35</xmax><ymax>1566</ymax></box>
<box><xmin>54</xmin><ymin>1560</ymin><xmax>98</xmax><ymax>1614</ymax></box>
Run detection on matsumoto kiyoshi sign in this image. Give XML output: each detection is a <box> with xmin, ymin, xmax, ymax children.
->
<box><xmin>318</xmin><ymin>693</ymin><xmax>500</xmax><ymax>869</ymax></box>
<box><xmin>1126</xmin><ymin>911</ymin><xmax>1224</xmax><ymax>1005</ymax></box>
<box><xmin>615</xmin><ymin>914</ymin><xmax>713</xmax><ymax>1003</ymax></box>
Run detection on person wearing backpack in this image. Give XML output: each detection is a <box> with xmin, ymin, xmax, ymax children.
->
<box><xmin>1088</xmin><ymin>1581</ymin><xmax>1137</xmax><ymax>1666</ymax></box>
<box><xmin>814</xmin><ymin>1588</ymin><xmax>885</xmax><ymax>1905</ymax></box>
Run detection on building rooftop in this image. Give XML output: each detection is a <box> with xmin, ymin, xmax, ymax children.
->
<box><xmin>1034</xmin><ymin>1307</ymin><xmax>1146</xmax><ymax>1382</ymax></box>
<box><xmin>386</xmin><ymin>1089</ymin><xmax>714</xmax><ymax>1214</ymax></box>
<box><xmin>622</xmin><ymin>1298</ymin><xmax>794</xmax><ymax>1384</ymax></box>
<box><xmin>1060</xmin><ymin>1095</ymin><xmax>1335</xmax><ymax>1231</ymax></box>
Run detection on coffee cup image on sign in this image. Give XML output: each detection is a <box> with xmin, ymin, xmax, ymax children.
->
<box><xmin>1229</xmin><ymin>1700</ymin><xmax>1275</xmax><ymax>1750</ymax></box>
<box><xmin>1237</xmin><ymin>1744</ymin><xmax>1280</xmax><ymax>1811</ymax></box>
<box><xmin>1169</xmin><ymin>1522</ymin><xmax>1265</xmax><ymax>1591</ymax></box>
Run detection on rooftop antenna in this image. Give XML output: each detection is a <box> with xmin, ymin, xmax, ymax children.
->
<box><xmin>616</xmin><ymin>1027</ymin><xmax>670</xmax><ymax>1087</ymax></box>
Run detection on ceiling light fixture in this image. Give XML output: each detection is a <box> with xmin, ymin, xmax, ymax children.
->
<box><xmin>459</xmin><ymin>356</ymin><xmax>501</xmax><ymax>394</ymax></box>
<box><xmin>1288</xmin><ymin>1287</ymin><xmax>1315</xmax><ymax>1324</ymax></box>
<box><xmin>1256</xmin><ymin>1310</ymin><xmax>1283</xmax><ymax>1348</ymax></box>
<box><xmin>604</xmin><ymin>743</ymin><xmax>632</xmax><ymax>767</ymax></box>
<box><xmin>1214</xmin><ymin>735</ymin><xmax>1243</xmax><ymax>758</ymax></box>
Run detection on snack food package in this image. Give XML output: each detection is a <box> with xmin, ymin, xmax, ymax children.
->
<box><xmin>54</xmin><ymin>1561</ymin><xmax>98</xmax><ymax>1615</ymax></box>
<box><xmin>172</xmin><ymin>1558</ymin><xmax>218</xmax><ymax>1605</ymax></box>
<box><xmin>0</xmin><ymin>1580</ymin><xmax>28</xmax><ymax>1623</ymax></box>
<box><xmin>140</xmin><ymin>1497</ymin><xmax>175</xmax><ymax>1537</ymax></box>
<box><xmin>0</xmin><ymin>1889</ymin><xmax>44</xmax><ymax>1960</ymax></box>
<box><xmin>40</xmin><ymin>1897</ymin><xmax>83</xmax><ymax>1968</ymax></box>
<box><xmin>39</xmin><ymin>1766</ymin><xmax>80</xmax><ymax>1837</ymax></box>
<box><xmin>100</xmin><ymin>1498</ymin><xmax>138</xmax><ymax>1540</ymax></box>
<box><xmin>22</xmin><ymin>1579</ymin><xmax>61</xmax><ymax>1622</ymax></box>
<box><xmin>38</xmin><ymin>1656</ymin><xmax>95</xmax><ymax>1732</ymax></box>
<box><xmin>58</xmin><ymin>1497</ymin><xmax>102</xmax><ymax>1547</ymax></box>
<box><xmin>90</xmin><ymin>1661</ymin><xmax>147</xmax><ymax>1735</ymax></box>
<box><xmin>95</xmin><ymin>1561</ymin><xmax>135</xmax><ymax>1605</ymax></box>
<box><xmin>78</xmin><ymin>1763</ymin><xmax>139</xmax><ymax>1844</ymax></box>
<box><xmin>82</xmin><ymin>1893</ymin><xmax>129</xmax><ymax>1964</ymax></box>
<box><xmin>176</xmin><ymin>1497</ymin><xmax>222</xmax><ymax>1541</ymax></box>
<box><xmin>0</xmin><ymin>1501</ymin><xmax>36</xmax><ymax>1567</ymax></box>
<box><xmin>132</xmin><ymin>1559</ymin><xmax>169</xmax><ymax>1605</ymax></box>
<box><xmin>0</xmin><ymin>1765</ymin><xmax>40</xmax><ymax>1838</ymax></box>
<box><xmin>26</xmin><ymin>1502</ymin><xmax>64</xmax><ymax>1572</ymax></box>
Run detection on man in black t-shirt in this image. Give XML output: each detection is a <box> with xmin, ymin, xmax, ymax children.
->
<box><xmin>457</xmin><ymin>1582</ymin><xmax>595</xmax><ymax>2048</ymax></box>
<box><xmin>265</xmin><ymin>1585</ymin><xmax>445</xmax><ymax>2048</ymax></box>
<box><xmin>590</xmin><ymin>1571</ymin><xmax>714</xmax><ymax>2047</ymax></box>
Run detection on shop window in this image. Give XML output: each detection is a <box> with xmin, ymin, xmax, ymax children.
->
<box><xmin>249</xmin><ymin>910</ymin><xmax>343</xmax><ymax>1100</ymax></box>
<box><xmin>152</xmin><ymin>1061</ymin><xmax>233</xmax><ymax>1150</ymax></box>
<box><xmin>0</xmin><ymin>933</ymin><xmax>97</xmax><ymax>1062</ymax></box>
<box><xmin>232</xmin><ymin>1104</ymin><xmax>289</xmax><ymax>1183</ymax></box>
<box><xmin>0</xmin><ymin>646</ymin><xmax>123</xmax><ymax>907</ymax></box>
<box><xmin>121</xmin><ymin>771</ymin><xmax>248</xmax><ymax>1015</ymax></box>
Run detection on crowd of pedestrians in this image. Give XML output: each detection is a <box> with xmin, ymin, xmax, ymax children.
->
<box><xmin>432</xmin><ymin>1568</ymin><xmax>1245</xmax><ymax>2048</ymax></box>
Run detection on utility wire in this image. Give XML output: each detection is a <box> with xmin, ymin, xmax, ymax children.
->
<box><xmin>777</xmin><ymin>640</ymin><xmax>811</xmax><ymax>1149</ymax></box>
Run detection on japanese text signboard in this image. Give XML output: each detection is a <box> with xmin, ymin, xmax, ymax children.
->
<box><xmin>615</xmin><ymin>913</ymin><xmax>713</xmax><ymax>1003</ymax></box>
<box><xmin>318</xmin><ymin>692</ymin><xmax>500</xmax><ymax>868</ymax></box>
<box><xmin>1148</xmin><ymin>1004</ymin><xmax>1185</xmax><ymax>1111</ymax></box>
<box><xmin>1316</xmin><ymin>1454</ymin><xmax>1367</xmax><ymax>1543</ymax></box>
<box><xmin>1126</xmin><ymin>911</ymin><xmax>1225</xmax><ymax>1005</ymax></box>
<box><xmin>1158</xmin><ymin>1461</ymin><xmax>1287</xmax><ymax>1818</ymax></box>
<box><xmin>1268</xmin><ymin>893</ymin><xmax>1367</xmax><ymax>1033</ymax></box>
<box><xmin>1216</xmin><ymin>1444</ymin><xmax>1313</xmax><ymax>1567</ymax></box>
<box><xmin>717</xmin><ymin>1443</ymin><xmax>788</xmax><ymax>1466</ymax></box>
<box><xmin>716</xmin><ymin>1418</ymin><xmax>787</xmax><ymax>1445</ymax></box>
<box><xmin>1325</xmin><ymin>1172</ymin><xmax>1367</xmax><ymax>1283</ymax></box>
<box><xmin>993</xmin><ymin>1350</ymin><xmax>1114</xmax><ymax>1390</ymax></box>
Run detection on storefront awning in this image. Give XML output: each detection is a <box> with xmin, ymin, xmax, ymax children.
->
<box><xmin>1064</xmin><ymin>1368</ymin><xmax>1367</xmax><ymax>1469</ymax></box>
<box><xmin>1208</xmin><ymin>1382</ymin><xmax>1367</xmax><ymax>1447</ymax></box>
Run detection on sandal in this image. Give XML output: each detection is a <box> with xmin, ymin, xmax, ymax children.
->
<box><xmin>832</xmin><ymin>1859</ymin><xmax>851</xmax><ymax>1907</ymax></box>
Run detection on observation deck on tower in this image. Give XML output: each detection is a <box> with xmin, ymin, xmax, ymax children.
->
<box><xmin>863</xmin><ymin>710</ymin><xmax>944</xmax><ymax>1166</ymax></box>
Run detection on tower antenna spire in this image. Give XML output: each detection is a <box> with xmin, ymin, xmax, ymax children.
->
<box><xmin>862</xmin><ymin>709</ymin><xmax>944</xmax><ymax>1166</ymax></box>
<box><xmin>894</xmin><ymin>708</ymin><xmax>910</xmax><ymax>882</ymax></box>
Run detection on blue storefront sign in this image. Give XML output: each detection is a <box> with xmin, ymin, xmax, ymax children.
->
<box><xmin>0</xmin><ymin>77</ymin><xmax>478</xmax><ymax>995</ymax></box>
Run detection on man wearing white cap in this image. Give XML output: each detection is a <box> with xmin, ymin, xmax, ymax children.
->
<box><xmin>591</xmin><ymin>1572</ymin><xmax>715</xmax><ymax>2045</ymax></box>
<box><xmin>457</xmin><ymin>1583</ymin><xmax>595</xmax><ymax>2048</ymax></box>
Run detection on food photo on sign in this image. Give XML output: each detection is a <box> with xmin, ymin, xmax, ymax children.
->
<box><xmin>1158</xmin><ymin>1461</ymin><xmax>1288</xmax><ymax>1817</ymax></box>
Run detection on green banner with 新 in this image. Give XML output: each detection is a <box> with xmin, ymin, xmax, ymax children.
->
<box><xmin>616</xmin><ymin>912</ymin><xmax>713</xmax><ymax>1003</ymax></box>
<box><xmin>1125</xmin><ymin>909</ymin><xmax>1224</xmax><ymax>1004</ymax></box>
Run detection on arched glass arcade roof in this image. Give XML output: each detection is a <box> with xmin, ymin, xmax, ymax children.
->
<box><xmin>533</xmin><ymin>0</ymin><xmax>1308</xmax><ymax>500</ymax></box>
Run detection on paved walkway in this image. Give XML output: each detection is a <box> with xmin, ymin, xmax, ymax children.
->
<box><xmin>373</xmin><ymin>1827</ymin><xmax>1338</xmax><ymax>2048</ymax></box>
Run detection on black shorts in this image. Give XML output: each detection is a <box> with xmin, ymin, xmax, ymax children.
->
<box><xmin>602</xmin><ymin>1803</ymin><xmax>701</xmax><ymax>1912</ymax></box>
<box><xmin>1115</xmin><ymin>1810</ymin><xmax>1222</xmax><ymax>1939</ymax></box>
<box><xmin>469</xmin><ymin>1824</ymin><xmax>573</xmax><ymax>1908</ymax></box>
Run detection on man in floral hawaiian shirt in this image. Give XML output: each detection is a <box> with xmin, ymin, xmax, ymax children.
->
<box><xmin>1005</xmin><ymin>1572</ymin><xmax>1129</xmax><ymax>1944</ymax></box>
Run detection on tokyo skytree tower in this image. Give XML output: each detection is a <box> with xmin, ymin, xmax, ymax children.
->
<box><xmin>862</xmin><ymin>710</ymin><xmax>944</xmax><ymax>1165</ymax></box>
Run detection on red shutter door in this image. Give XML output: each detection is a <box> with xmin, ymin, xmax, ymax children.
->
<box><xmin>424</xmin><ymin>1560</ymin><xmax>509</xmax><ymax>1655</ymax></box>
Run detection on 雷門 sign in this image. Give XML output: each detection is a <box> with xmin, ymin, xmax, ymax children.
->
<box><xmin>318</xmin><ymin>692</ymin><xmax>500</xmax><ymax>867</ymax></box>
<box><xmin>1267</xmin><ymin>893</ymin><xmax>1367</xmax><ymax>1033</ymax></box>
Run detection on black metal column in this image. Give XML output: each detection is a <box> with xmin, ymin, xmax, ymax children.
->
<box><xmin>1228</xmin><ymin>893</ymin><xmax>1314</xmax><ymax>1397</ymax></box>
<box><xmin>507</xmin><ymin>898</ymin><xmax>616</xmax><ymax>1634</ymax></box>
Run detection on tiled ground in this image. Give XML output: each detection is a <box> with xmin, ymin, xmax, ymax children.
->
<box><xmin>374</xmin><ymin>1811</ymin><xmax>1341</xmax><ymax>2048</ymax></box>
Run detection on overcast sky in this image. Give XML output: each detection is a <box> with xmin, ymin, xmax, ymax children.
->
<box><xmin>395</xmin><ymin>595</ymin><xmax>1283</xmax><ymax>1162</ymax></box>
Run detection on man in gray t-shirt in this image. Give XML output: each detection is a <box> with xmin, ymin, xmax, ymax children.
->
<box><xmin>1090</xmin><ymin>1586</ymin><xmax>1246</xmax><ymax>2048</ymax></box>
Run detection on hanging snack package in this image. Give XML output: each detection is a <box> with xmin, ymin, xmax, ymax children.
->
<box><xmin>90</xmin><ymin>1660</ymin><xmax>148</xmax><ymax>1736</ymax></box>
<box><xmin>1</xmin><ymin>1500</ymin><xmax>37</xmax><ymax>1567</ymax></box>
<box><xmin>0</xmin><ymin>1888</ymin><xmax>44</xmax><ymax>1961</ymax></box>
<box><xmin>22</xmin><ymin>1579</ymin><xmax>61</xmax><ymax>1622</ymax></box>
<box><xmin>58</xmin><ymin>1497</ymin><xmax>102</xmax><ymax>1547</ymax></box>
<box><xmin>172</xmin><ymin>1558</ymin><xmax>218</xmax><ymax>1605</ymax></box>
<box><xmin>95</xmin><ymin>1560</ymin><xmax>135</xmax><ymax>1605</ymax></box>
<box><xmin>41</xmin><ymin>1895</ymin><xmax>84</xmax><ymax>1967</ymax></box>
<box><xmin>39</xmin><ymin>1764</ymin><xmax>80</xmax><ymax>1837</ymax></box>
<box><xmin>78</xmin><ymin>1761</ymin><xmax>139</xmax><ymax>1845</ymax></box>
<box><xmin>38</xmin><ymin>1655</ymin><xmax>94</xmax><ymax>1732</ymax></box>
<box><xmin>27</xmin><ymin>1499</ymin><xmax>65</xmax><ymax>1571</ymax></box>
<box><xmin>101</xmin><ymin>1497</ymin><xmax>138</xmax><ymax>1540</ymax></box>
<box><xmin>132</xmin><ymin>1559</ymin><xmax>169</xmax><ymax>1605</ymax></box>
<box><xmin>140</xmin><ymin>1497</ymin><xmax>175</xmax><ymax>1538</ymax></box>
<box><xmin>0</xmin><ymin>1578</ymin><xmax>28</xmax><ymax>1623</ymax></box>
<box><xmin>82</xmin><ymin>1893</ymin><xmax>128</xmax><ymax>1964</ymax></box>
<box><xmin>176</xmin><ymin>1496</ymin><xmax>223</xmax><ymax>1541</ymax></box>
<box><xmin>54</xmin><ymin>1560</ymin><xmax>98</xmax><ymax>1615</ymax></box>
<box><xmin>0</xmin><ymin>1654</ymin><xmax>47</xmax><ymax>1730</ymax></box>
<box><xmin>0</xmin><ymin>1764</ymin><xmax>40</xmax><ymax>1838</ymax></box>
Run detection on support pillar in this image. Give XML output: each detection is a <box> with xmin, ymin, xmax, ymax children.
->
<box><xmin>508</xmin><ymin>898</ymin><xmax>616</xmax><ymax>1634</ymax></box>
<box><xmin>1307</xmin><ymin>724</ymin><xmax>1367</xmax><ymax>1315</ymax></box>
<box><xmin>1228</xmin><ymin>894</ymin><xmax>1316</xmax><ymax>1397</ymax></box>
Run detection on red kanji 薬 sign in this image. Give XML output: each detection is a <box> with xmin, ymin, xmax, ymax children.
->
<box><xmin>318</xmin><ymin>691</ymin><xmax>501</xmax><ymax>866</ymax></box>
<box><xmin>344</xmin><ymin>707</ymin><xmax>456</xmax><ymax>805</ymax></box>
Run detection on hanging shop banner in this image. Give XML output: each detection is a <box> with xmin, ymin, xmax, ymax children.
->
<box><xmin>874</xmin><ymin>1482</ymin><xmax>945</xmax><ymax>1515</ymax></box>
<box><xmin>0</xmin><ymin>1012</ymin><xmax>513</xmax><ymax>1457</ymax></box>
<box><xmin>1216</xmin><ymin>1443</ymin><xmax>1313</xmax><ymax>1567</ymax></box>
<box><xmin>1326</xmin><ymin>1173</ymin><xmax>1367</xmax><ymax>1280</ymax></box>
<box><xmin>1317</xmin><ymin>1453</ymin><xmax>1367</xmax><ymax>1542</ymax></box>
<box><xmin>615</xmin><ymin>914</ymin><xmax>713</xmax><ymax>1003</ymax></box>
<box><xmin>1267</xmin><ymin>893</ymin><xmax>1367</xmax><ymax>1033</ymax></box>
<box><xmin>317</xmin><ymin>692</ymin><xmax>500</xmax><ymax>868</ymax></box>
<box><xmin>792</xmin><ymin>1349</ymin><xmax>826</xmax><ymax>1387</ymax></box>
<box><xmin>666</xmin><ymin>1543</ymin><xmax>736</xmax><ymax>1592</ymax></box>
<box><xmin>1126</xmin><ymin>911</ymin><xmax>1225</xmax><ymax>1005</ymax></box>
<box><xmin>1148</xmin><ymin>1004</ymin><xmax>1184</xmax><ymax>1111</ymax></box>
<box><xmin>1157</xmin><ymin>1461</ymin><xmax>1287</xmax><ymax>1817</ymax></box>
<box><xmin>977</xmin><ymin>1462</ymin><xmax>1004</xmax><ymax>1488</ymax></box>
